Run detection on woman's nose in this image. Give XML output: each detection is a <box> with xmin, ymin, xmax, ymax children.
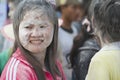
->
<box><xmin>31</xmin><ymin>28</ymin><xmax>43</xmax><ymax>37</ymax></box>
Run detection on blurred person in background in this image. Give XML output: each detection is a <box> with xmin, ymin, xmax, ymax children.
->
<box><xmin>86</xmin><ymin>0</ymin><xmax>120</xmax><ymax>80</ymax></box>
<box><xmin>72</xmin><ymin>0</ymin><xmax>92</xmax><ymax>33</ymax></box>
<box><xmin>56</xmin><ymin>0</ymin><xmax>82</xmax><ymax>79</ymax></box>
<box><xmin>1</xmin><ymin>0</ymin><xmax>22</xmax><ymax>52</ymax></box>
<box><xmin>0</xmin><ymin>0</ymin><xmax>22</xmax><ymax>75</ymax></box>
<box><xmin>0</xmin><ymin>2</ymin><xmax>10</xmax><ymax>52</ymax></box>
<box><xmin>69</xmin><ymin>0</ymin><xmax>101</xmax><ymax>80</ymax></box>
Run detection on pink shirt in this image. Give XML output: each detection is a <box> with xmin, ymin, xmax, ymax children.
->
<box><xmin>1</xmin><ymin>48</ymin><xmax>66</xmax><ymax>80</ymax></box>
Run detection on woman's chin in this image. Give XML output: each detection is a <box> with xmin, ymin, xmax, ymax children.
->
<box><xmin>25</xmin><ymin>46</ymin><xmax>43</xmax><ymax>53</ymax></box>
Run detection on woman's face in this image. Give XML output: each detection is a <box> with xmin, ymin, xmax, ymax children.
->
<box><xmin>19</xmin><ymin>10</ymin><xmax>54</xmax><ymax>53</ymax></box>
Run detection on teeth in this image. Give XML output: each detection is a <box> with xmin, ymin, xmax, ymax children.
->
<box><xmin>30</xmin><ymin>40</ymin><xmax>43</xmax><ymax>44</ymax></box>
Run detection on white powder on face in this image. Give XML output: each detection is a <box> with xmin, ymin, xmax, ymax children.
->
<box><xmin>19</xmin><ymin>10</ymin><xmax>54</xmax><ymax>53</ymax></box>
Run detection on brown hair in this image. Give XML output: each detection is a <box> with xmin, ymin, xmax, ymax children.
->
<box><xmin>12</xmin><ymin>0</ymin><xmax>62</xmax><ymax>80</ymax></box>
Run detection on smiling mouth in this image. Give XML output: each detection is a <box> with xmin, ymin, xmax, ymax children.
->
<box><xmin>30</xmin><ymin>40</ymin><xmax>44</xmax><ymax>44</ymax></box>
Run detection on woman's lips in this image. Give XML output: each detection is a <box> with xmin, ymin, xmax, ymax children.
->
<box><xmin>30</xmin><ymin>40</ymin><xmax>44</xmax><ymax>44</ymax></box>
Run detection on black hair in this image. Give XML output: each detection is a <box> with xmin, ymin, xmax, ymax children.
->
<box><xmin>70</xmin><ymin>24</ymin><xmax>94</xmax><ymax>68</ymax></box>
<box><xmin>93</xmin><ymin>0</ymin><xmax>120</xmax><ymax>43</ymax></box>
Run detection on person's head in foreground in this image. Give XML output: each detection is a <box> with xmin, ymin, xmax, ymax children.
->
<box><xmin>1</xmin><ymin>0</ymin><xmax>66</xmax><ymax>80</ymax></box>
<box><xmin>93</xmin><ymin>0</ymin><xmax>120</xmax><ymax>46</ymax></box>
<box><xmin>86</xmin><ymin>0</ymin><xmax>120</xmax><ymax>80</ymax></box>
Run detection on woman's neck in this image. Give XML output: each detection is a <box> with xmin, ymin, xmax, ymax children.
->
<box><xmin>97</xmin><ymin>32</ymin><xmax>109</xmax><ymax>48</ymax></box>
<box><xmin>32</xmin><ymin>50</ymin><xmax>46</xmax><ymax>68</ymax></box>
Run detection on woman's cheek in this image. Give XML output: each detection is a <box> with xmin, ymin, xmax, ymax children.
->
<box><xmin>19</xmin><ymin>29</ymin><xmax>31</xmax><ymax>46</ymax></box>
<box><xmin>44</xmin><ymin>28</ymin><xmax>54</xmax><ymax>45</ymax></box>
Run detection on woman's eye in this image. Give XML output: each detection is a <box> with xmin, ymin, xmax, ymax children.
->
<box><xmin>40</xmin><ymin>26</ymin><xmax>44</xmax><ymax>28</ymax></box>
<box><xmin>25</xmin><ymin>26</ymin><xmax>32</xmax><ymax>29</ymax></box>
<box><xmin>40</xmin><ymin>26</ymin><xmax>47</xmax><ymax>28</ymax></box>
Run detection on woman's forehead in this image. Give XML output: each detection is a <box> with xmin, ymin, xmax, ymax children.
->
<box><xmin>21</xmin><ymin>20</ymin><xmax>53</xmax><ymax>26</ymax></box>
<box><xmin>20</xmin><ymin>10</ymin><xmax>53</xmax><ymax>26</ymax></box>
<box><xmin>23</xmin><ymin>10</ymin><xmax>49</xmax><ymax>21</ymax></box>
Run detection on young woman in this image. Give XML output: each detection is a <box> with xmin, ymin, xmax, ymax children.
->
<box><xmin>86</xmin><ymin>0</ymin><xmax>120</xmax><ymax>80</ymax></box>
<box><xmin>1</xmin><ymin>0</ymin><xmax>66</xmax><ymax>80</ymax></box>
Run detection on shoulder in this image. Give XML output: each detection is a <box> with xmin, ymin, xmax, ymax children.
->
<box><xmin>77</xmin><ymin>38</ymin><xmax>100</xmax><ymax>62</ymax></box>
<box><xmin>91</xmin><ymin>49</ymin><xmax>118</xmax><ymax>63</ymax></box>
<box><xmin>72</xmin><ymin>25</ymin><xmax>79</xmax><ymax>34</ymax></box>
<box><xmin>1</xmin><ymin>57</ymin><xmax>36</xmax><ymax>80</ymax></box>
<box><xmin>86</xmin><ymin>51</ymin><xmax>110</xmax><ymax>80</ymax></box>
<box><xmin>58</xmin><ymin>27</ymin><xmax>64</xmax><ymax>33</ymax></box>
<box><xmin>90</xmin><ymin>50</ymin><xmax>111</xmax><ymax>67</ymax></box>
<box><xmin>58</xmin><ymin>27</ymin><xmax>66</xmax><ymax>37</ymax></box>
<box><xmin>80</xmin><ymin>38</ymin><xmax>100</xmax><ymax>51</ymax></box>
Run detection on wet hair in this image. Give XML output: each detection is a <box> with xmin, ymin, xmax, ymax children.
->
<box><xmin>12</xmin><ymin>0</ymin><xmax>62</xmax><ymax>80</ymax></box>
<box><xmin>93</xmin><ymin>0</ymin><xmax>120</xmax><ymax>43</ymax></box>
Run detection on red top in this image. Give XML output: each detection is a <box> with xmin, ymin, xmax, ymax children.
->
<box><xmin>1</xmin><ymin>48</ymin><xmax>66</xmax><ymax>80</ymax></box>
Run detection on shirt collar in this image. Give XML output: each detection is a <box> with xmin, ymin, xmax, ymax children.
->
<box><xmin>12</xmin><ymin>48</ymin><xmax>52</xmax><ymax>73</ymax></box>
<box><xmin>100</xmin><ymin>41</ymin><xmax>120</xmax><ymax>51</ymax></box>
<box><xmin>12</xmin><ymin>48</ymin><xmax>32</xmax><ymax>67</ymax></box>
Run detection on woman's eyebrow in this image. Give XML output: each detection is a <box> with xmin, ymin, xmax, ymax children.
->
<box><xmin>38</xmin><ymin>22</ymin><xmax>49</xmax><ymax>25</ymax></box>
<box><xmin>23</xmin><ymin>23</ymin><xmax>35</xmax><ymax>27</ymax></box>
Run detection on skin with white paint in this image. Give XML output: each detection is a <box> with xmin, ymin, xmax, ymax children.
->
<box><xmin>19</xmin><ymin>10</ymin><xmax>54</xmax><ymax>55</ymax></box>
